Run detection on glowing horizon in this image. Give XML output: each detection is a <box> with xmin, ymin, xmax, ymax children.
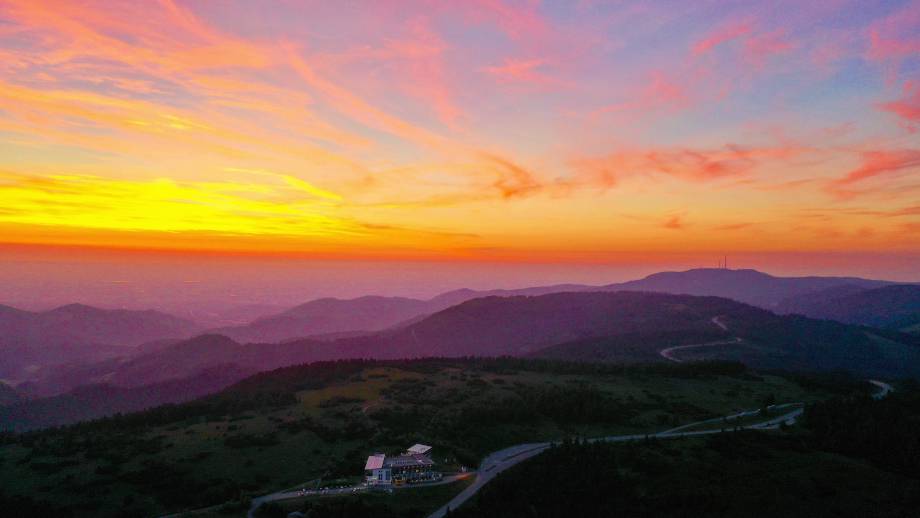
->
<box><xmin>1</xmin><ymin>0</ymin><xmax>919</xmax><ymax>266</ymax></box>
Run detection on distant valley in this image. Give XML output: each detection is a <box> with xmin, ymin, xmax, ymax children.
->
<box><xmin>3</xmin><ymin>268</ymin><xmax>919</xmax><ymax>431</ymax></box>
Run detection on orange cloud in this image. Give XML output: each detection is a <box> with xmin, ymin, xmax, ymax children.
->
<box><xmin>486</xmin><ymin>154</ymin><xmax>542</xmax><ymax>199</ymax></box>
<box><xmin>828</xmin><ymin>150</ymin><xmax>920</xmax><ymax>198</ymax></box>
<box><xmin>572</xmin><ymin>144</ymin><xmax>806</xmax><ymax>186</ymax></box>
<box><xmin>662</xmin><ymin>214</ymin><xmax>686</xmax><ymax>230</ymax></box>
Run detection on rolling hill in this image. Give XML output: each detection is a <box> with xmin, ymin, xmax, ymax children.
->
<box><xmin>603</xmin><ymin>268</ymin><xmax>892</xmax><ymax>309</ymax></box>
<box><xmin>0</xmin><ymin>303</ymin><xmax>201</xmax><ymax>383</ymax></box>
<box><xmin>51</xmin><ymin>292</ymin><xmax>920</xmax><ymax>398</ymax></box>
<box><xmin>0</xmin><ymin>363</ymin><xmax>253</xmax><ymax>430</ymax></box>
<box><xmin>0</xmin><ymin>382</ymin><xmax>20</xmax><ymax>407</ymax></box>
<box><xmin>209</xmin><ymin>268</ymin><xmax>895</xmax><ymax>345</ymax></box>
<box><xmin>209</xmin><ymin>286</ymin><xmax>593</xmax><ymax>343</ymax></box>
<box><xmin>210</xmin><ymin>296</ymin><xmax>436</xmax><ymax>343</ymax></box>
<box><xmin>777</xmin><ymin>284</ymin><xmax>920</xmax><ymax>332</ymax></box>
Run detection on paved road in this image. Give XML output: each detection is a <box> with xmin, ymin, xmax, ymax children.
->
<box><xmin>426</xmin><ymin>380</ymin><xmax>893</xmax><ymax>518</ymax></box>
<box><xmin>239</xmin><ymin>373</ymin><xmax>893</xmax><ymax>518</ymax></box>
<box><xmin>869</xmin><ymin>379</ymin><xmax>893</xmax><ymax>399</ymax></box>
<box><xmin>659</xmin><ymin>316</ymin><xmax>742</xmax><ymax>362</ymax></box>
<box><xmin>425</xmin><ymin>404</ymin><xmax>806</xmax><ymax>518</ymax></box>
<box><xmin>245</xmin><ymin>473</ymin><xmax>471</xmax><ymax>518</ymax></box>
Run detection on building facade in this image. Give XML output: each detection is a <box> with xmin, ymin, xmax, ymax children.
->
<box><xmin>364</xmin><ymin>444</ymin><xmax>438</xmax><ymax>486</ymax></box>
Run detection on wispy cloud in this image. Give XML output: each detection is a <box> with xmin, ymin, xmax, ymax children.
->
<box><xmin>571</xmin><ymin>143</ymin><xmax>807</xmax><ymax>185</ymax></box>
<box><xmin>878</xmin><ymin>80</ymin><xmax>920</xmax><ymax>131</ymax></box>
<box><xmin>828</xmin><ymin>149</ymin><xmax>920</xmax><ymax>198</ymax></box>
<box><xmin>692</xmin><ymin>19</ymin><xmax>754</xmax><ymax>56</ymax></box>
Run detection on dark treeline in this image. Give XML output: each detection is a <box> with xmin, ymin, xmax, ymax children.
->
<box><xmin>1</xmin><ymin>357</ymin><xmax>749</xmax><ymax>445</ymax></box>
<box><xmin>449</xmin><ymin>433</ymin><xmax>920</xmax><ymax>518</ymax></box>
<box><xmin>803</xmin><ymin>383</ymin><xmax>920</xmax><ymax>475</ymax></box>
<box><xmin>0</xmin><ymin>356</ymin><xmax>864</xmax><ymax>517</ymax></box>
<box><xmin>256</xmin><ymin>497</ymin><xmax>429</xmax><ymax>518</ymax></box>
<box><xmin>448</xmin><ymin>385</ymin><xmax>920</xmax><ymax>518</ymax></box>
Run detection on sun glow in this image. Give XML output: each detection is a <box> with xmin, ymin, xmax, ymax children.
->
<box><xmin>0</xmin><ymin>0</ymin><xmax>918</xmax><ymax>264</ymax></box>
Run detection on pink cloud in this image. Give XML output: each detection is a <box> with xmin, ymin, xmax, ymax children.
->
<box><xmin>866</xmin><ymin>1</ymin><xmax>920</xmax><ymax>62</ymax></box>
<box><xmin>483</xmin><ymin>58</ymin><xmax>567</xmax><ymax>88</ymax></box>
<box><xmin>692</xmin><ymin>20</ymin><xmax>753</xmax><ymax>56</ymax></box>
<box><xmin>396</xmin><ymin>18</ymin><xmax>463</xmax><ymax>128</ymax></box>
<box><xmin>743</xmin><ymin>29</ymin><xmax>795</xmax><ymax>68</ymax></box>
<box><xmin>460</xmin><ymin>0</ymin><xmax>551</xmax><ymax>44</ymax></box>
<box><xmin>878</xmin><ymin>81</ymin><xmax>920</xmax><ymax>131</ymax></box>
<box><xmin>594</xmin><ymin>70</ymin><xmax>692</xmax><ymax>120</ymax></box>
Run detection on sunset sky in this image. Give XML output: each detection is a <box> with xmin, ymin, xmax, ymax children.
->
<box><xmin>1</xmin><ymin>0</ymin><xmax>919</xmax><ymax>307</ymax></box>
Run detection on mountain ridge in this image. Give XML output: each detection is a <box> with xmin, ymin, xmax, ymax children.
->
<box><xmin>207</xmin><ymin>268</ymin><xmax>902</xmax><ymax>344</ymax></box>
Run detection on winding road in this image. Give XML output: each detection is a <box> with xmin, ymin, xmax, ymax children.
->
<box><xmin>425</xmin><ymin>403</ymin><xmax>805</xmax><ymax>518</ymax></box>
<box><xmin>244</xmin><ymin>474</ymin><xmax>471</xmax><ymax>518</ymax></box>
<box><xmin>426</xmin><ymin>379</ymin><xmax>893</xmax><ymax>518</ymax></box>
<box><xmin>240</xmin><ymin>403</ymin><xmax>806</xmax><ymax>518</ymax></box>
<box><xmin>233</xmin><ymin>378</ymin><xmax>893</xmax><ymax>518</ymax></box>
<box><xmin>659</xmin><ymin>316</ymin><xmax>742</xmax><ymax>363</ymax></box>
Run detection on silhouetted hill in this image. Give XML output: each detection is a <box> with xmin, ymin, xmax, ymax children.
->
<box><xmin>211</xmin><ymin>296</ymin><xmax>437</xmax><ymax>343</ymax></box>
<box><xmin>0</xmin><ymin>382</ymin><xmax>20</xmax><ymax>407</ymax></box>
<box><xmin>604</xmin><ymin>268</ymin><xmax>891</xmax><ymax>309</ymax></box>
<box><xmin>0</xmin><ymin>304</ymin><xmax>201</xmax><ymax>383</ymax></box>
<box><xmin>63</xmin><ymin>291</ymin><xmax>920</xmax><ymax>398</ymax></box>
<box><xmin>294</xmin><ymin>292</ymin><xmax>920</xmax><ymax>379</ymax></box>
<box><xmin>58</xmin><ymin>333</ymin><xmax>333</xmax><ymax>390</ymax></box>
<box><xmin>207</xmin><ymin>269</ymin><xmax>895</xmax><ymax>345</ymax></box>
<box><xmin>0</xmin><ymin>364</ymin><xmax>253</xmax><ymax>431</ymax></box>
<box><xmin>103</xmin><ymin>335</ymin><xmax>245</xmax><ymax>387</ymax></box>
<box><xmin>532</xmin><ymin>295</ymin><xmax>920</xmax><ymax>378</ymax></box>
<box><xmin>778</xmin><ymin>285</ymin><xmax>920</xmax><ymax>332</ymax></box>
<box><xmin>209</xmin><ymin>289</ymin><xmax>597</xmax><ymax>344</ymax></box>
<box><xmin>323</xmin><ymin>292</ymin><xmax>739</xmax><ymax>359</ymax></box>
<box><xmin>12</xmin><ymin>292</ymin><xmax>745</xmax><ymax>397</ymax></box>
<box><xmin>535</xmin><ymin>330</ymin><xmax>729</xmax><ymax>363</ymax></box>
<box><xmin>210</xmin><ymin>303</ymin><xmax>290</xmax><ymax>325</ymax></box>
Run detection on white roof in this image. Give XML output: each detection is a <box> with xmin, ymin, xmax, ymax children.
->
<box><xmin>364</xmin><ymin>454</ymin><xmax>385</xmax><ymax>470</ymax></box>
<box><xmin>407</xmin><ymin>444</ymin><xmax>432</xmax><ymax>455</ymax></box>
